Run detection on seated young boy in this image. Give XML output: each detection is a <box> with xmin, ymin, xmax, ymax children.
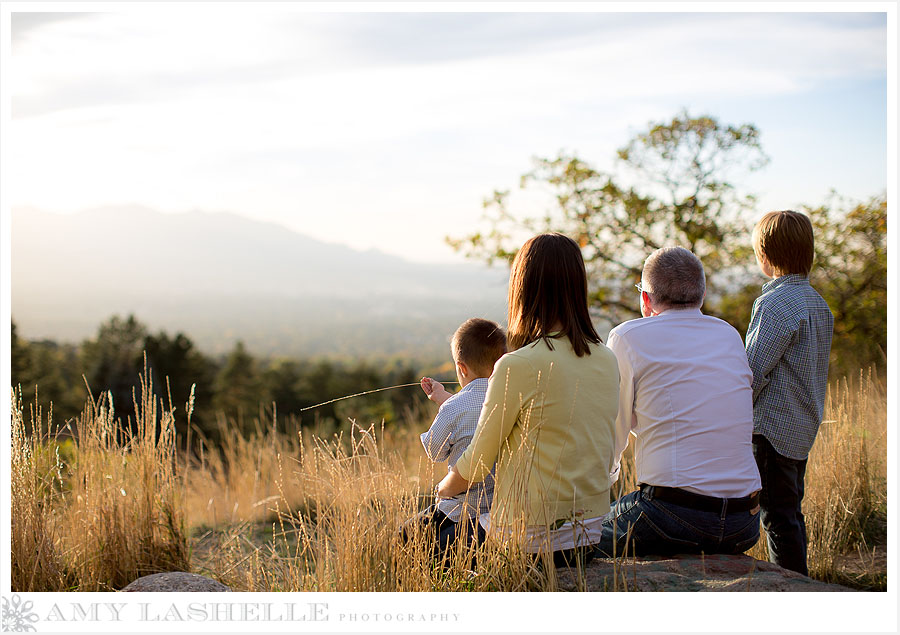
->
<box><xmin>745</xmin><ymin>210</ymin><xmax>834</xmax><ymax>576</ymax></box>
<box><xmin>404</xmin><ymin>317</ymin><xmax>506</xmax><ymax>558</ymax></box>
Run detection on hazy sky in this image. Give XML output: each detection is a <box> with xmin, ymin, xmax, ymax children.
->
<box><xmin>5</xmin><ymin>8</ymin><xmax>889</xmax><ymax>263</ymax></box>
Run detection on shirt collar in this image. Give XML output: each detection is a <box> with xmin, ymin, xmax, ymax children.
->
<box><xmin>460</xmin><ymin>377</ymin><xmax>489</xmax><ymax>392</ymax></box>
<box><xmin>656</xmin><ymin>307</ymin><xmax>703</xmax><ymax>317</ymax></box>
<box><xmin>762</xmin><ymin>273</ymin><xmax>809</xmax><ymax>293</ymax></box>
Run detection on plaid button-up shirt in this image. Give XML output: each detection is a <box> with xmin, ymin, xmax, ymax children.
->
<box><xmin>745</xmin><ymin>274</ymin><xmax>834</xmax><ymax>460</ymax></box>
<box><xmin>420</xmin><ymin>378</ymin><xmax>494</xmax><ymax>521</ymax></box>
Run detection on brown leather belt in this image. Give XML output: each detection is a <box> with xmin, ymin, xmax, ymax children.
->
<box><xmin>639</xmin><ymin>484</ymin><xmax>760</xmax><ymax>513</ymax></box>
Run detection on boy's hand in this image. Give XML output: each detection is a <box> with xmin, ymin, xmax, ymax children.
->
<box><xmin>421</xmin><ymin>377</ymin><xmax>451</xmax><ymax>406</ymax></box>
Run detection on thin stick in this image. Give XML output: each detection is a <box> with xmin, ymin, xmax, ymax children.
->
<box><xmin>298</xmin><ymin>380</ymin><xmax>459</xmax><ymax>412</ymax></box>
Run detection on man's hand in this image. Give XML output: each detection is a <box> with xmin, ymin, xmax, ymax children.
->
<box><xmin>421</xmin><ymin>377</ymin><xmax>452</xmax><ymax>406</ymax></box>
<box><xmin>436</xmin><ymin>466</ymin><xmax>470</xmax><ymax>498</ymax></box>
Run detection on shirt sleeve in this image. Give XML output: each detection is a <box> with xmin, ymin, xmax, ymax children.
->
<box><xmin>607</xmin><ymin>329</ymin><xmax>636</xmax><ymax>482</ymax></box>
<box><xmin>455</xmin><ymin>354</ymin><xmax>530</xmax><ymax>484</ymax></box>
<box><xmin>420</xmin><ymin>403</ymin><xmax>459</xmax><ymax>463</ymax></box>
<box><xmin>745</xmin><ymin>301</ymin><xmax>797</xmax><ymax>401</ymax></box>
<box><xmin>446</xmin><ymin>432</ymin><xmax>472</xmax><ymax>467</ymax></box>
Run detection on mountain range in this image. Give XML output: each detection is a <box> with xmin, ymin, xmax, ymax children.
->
<box><xmin>11</xmin><ymin>206</ymin><xmax>510</xmax><ymax>362</ymax></box>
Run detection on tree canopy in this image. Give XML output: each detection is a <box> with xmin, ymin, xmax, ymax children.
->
<box><xmin>447</xmin><ymin>111</ymin><xmax>885</xmax><ymax>375</ymax></box>
<box><xmin>447</xmin><ymin>111</ymin><xmax>769</xmax><ymax>322</ymax></box>
<box><xmin>807</xmin><ymin>194</ymin><xmax>887</xmax><ymax>374</ymax></box>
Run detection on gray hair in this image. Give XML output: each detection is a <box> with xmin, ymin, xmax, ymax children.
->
<box><xmin>642</xmin><ymin>247</ymin><xmax>706</xmax><ymax>309</ymax></box>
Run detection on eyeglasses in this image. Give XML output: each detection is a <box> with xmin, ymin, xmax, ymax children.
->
<box><xmin>635</xmin><ymin>282</ymin><xmax>646</xmax><ymax>294</ymax></box>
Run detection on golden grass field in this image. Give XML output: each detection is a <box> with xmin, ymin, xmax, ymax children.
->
<box><xmin>11</xmin><ymin>368</ymin><xmax>887</xmax><ymax>592</ymax></box>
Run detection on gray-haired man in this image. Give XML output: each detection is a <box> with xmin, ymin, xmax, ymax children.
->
<box><xmin>595</xmin><ymin>247</ymin><xmax>762</xmax><ymax>557</ymax></box>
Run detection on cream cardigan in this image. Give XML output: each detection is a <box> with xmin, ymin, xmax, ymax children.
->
<box><xmin>455</xmin><ymin>336</ymin><xmax>619</xmax><ymax>529</ymax></box>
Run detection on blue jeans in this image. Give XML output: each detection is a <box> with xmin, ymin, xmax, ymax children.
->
<box><xmin>400</xmin><ymin>505</ymin><xmax>484</xmax><ymax>564</ymax></box>
<box><xmin>753</xmin><ymin>434</ymin><xmax>809</xmax><ymax>576</ymax></box>
<box><xmin>593</xmin><ymin>488</ymin><xmax>760</xmax><ymax>558</ymax></box>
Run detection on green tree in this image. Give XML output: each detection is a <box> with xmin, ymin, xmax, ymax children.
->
<box><xmin>806</xmin><ymin>194</ymin><xmax>887</xmax><ymax>374</ymax></box>
<box><xmin>12</xmin><ymin>326</ymin><xmax>85</xmax><ymax>429</ymax></box>
<box><xmin>80</xmin><ymin>314</ymin><xmax>147</xmax><ymax>429</ymax></box>
<box><xmin>213</xmin><ymin>341</ymin><xmax>266</xmax><ymax>432</ymax></box>
<box><xmin>143</xmin><ymin>329</ymin><xmax>216</xmax><ymax>438</ymax></box>
<box><xmin>447</xmin><ymin>111</ymin><xmax>769</xmax><ymax>322</ymax></box>
<box><xmin>296</xmin><ymin>359</ymin><xmax>340</xmax><ymax>423</ymax></box>
<box><xmin>11</xmin><ymin>319</ymin><xmax>29</xmax><ymax>387</ymax></box>
<box><xmin>262</xmin><ymin>358</ymin><xmax>307</xmax><ymax>425</ymax></box>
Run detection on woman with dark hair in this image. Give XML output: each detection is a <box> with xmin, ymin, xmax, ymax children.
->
<box><xmin>437</xmin><ymin>232</ymin><xmax>619</xmax><ymax>567</ymax></box>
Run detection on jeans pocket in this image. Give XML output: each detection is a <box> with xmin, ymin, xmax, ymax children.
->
<box><xmin>724</xmin><ymin>514</ymin><xmax>761</xmax><ymax>554</ymax></box>
<box><xmin>626</xmin><ymin>511</ymin><xmax>703</xmax><ymax>556</ymax></box>
<box><xmin>652</xmin><ymin>500</ymin><xmax>721</xmax><ymax>541</ymax></box>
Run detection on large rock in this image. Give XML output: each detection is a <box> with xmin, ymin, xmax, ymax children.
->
<box><xmin>121</xmin><ymin>572</ymin><xmax>231</xmax><ymax>592</ymax></box>
<box><xmin>557</xmin><ymin>554</ymin><xmax>854</xmax><ymax>592</ymax></box>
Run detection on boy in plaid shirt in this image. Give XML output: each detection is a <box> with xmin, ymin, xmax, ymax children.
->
<box><xmin>403</xmin><ymin>318</ymin><xmax>506</xmax><ymax>559</ymax></box>
<box><xmin>745</xmin><ymin>210</ymin><xmax>834</xmax><ymax>576</ymax></box>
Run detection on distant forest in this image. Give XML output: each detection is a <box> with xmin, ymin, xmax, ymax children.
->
<box><xmin>11</xmin><ymin>314</ymin><xmax>444</xmax><ymax>447</ymax></box>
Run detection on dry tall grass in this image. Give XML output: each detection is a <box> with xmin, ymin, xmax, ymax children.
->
<box><xmin>186</xmin><ymin>413</ymin><xmax>553</xmax><ymax>592</ymax></box>
<box><xmin>747</xmin><ymin>368</ymin><xmax>888</xmax><ymax>588</ymax></box>
<box><xmin>10</xmin><ymin>364</ymin><xmax>189</xmax><ymax>591</ymax></box>
<box><xmin>10</xmin><ymin>394</ymin><xmax>69</xmax><ymax>591</ymax></box>
<box><xmin>10</xmin><ymin>369</ymin><xmax>887</xmax><ymax>591</ymax></box>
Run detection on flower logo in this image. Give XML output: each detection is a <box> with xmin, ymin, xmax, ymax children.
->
<box><xmin>1</xmin><ymin>595</ymin><xmax>39</xmax><ymax>632</ymax></box>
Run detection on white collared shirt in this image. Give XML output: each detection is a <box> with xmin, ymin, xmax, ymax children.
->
<box><xmin>607</xmin><ymin>308</ymin><xmax>761</xmax><ymax>498</ymax></box>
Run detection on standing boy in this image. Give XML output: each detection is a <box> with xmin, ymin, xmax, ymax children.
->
<box><xmin>746</xmin><ymin>210</ymin><xmax>834</xmax><ymax>576</ymax></box>
<box><xmin>406</xmin><ymin>317</ymin><xmax>506</xmax><ymax>558</ymax></box>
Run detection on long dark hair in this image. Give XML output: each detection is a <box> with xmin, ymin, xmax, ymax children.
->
<box><xmin>506</xmin><ymin>233</ymin><xmax>601</xmax><ymax>357</ymax></box>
